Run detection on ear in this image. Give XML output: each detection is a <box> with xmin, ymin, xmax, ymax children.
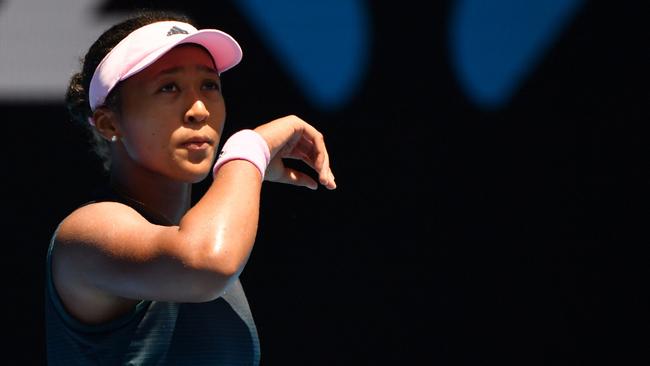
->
<box><xmin>92</xmin><ymin>107</ymin><xmax>121</xmax><ymax>141</ymax></box>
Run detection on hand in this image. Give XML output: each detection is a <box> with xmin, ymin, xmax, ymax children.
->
<box><xmin>254</xmin><ymin>115</ymin><xmax>336</xmax><ymax>190</ymax></box>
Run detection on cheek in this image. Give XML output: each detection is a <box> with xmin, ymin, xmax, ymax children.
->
<box><xmin>209</xmin><ymin>103</ymin><xmax>227</xmax><ymax>132</ymax></box>
<box><xmin>122</xmin><ymin>122</ymin><xmax>175</xmax><ymax>162</ymax></box>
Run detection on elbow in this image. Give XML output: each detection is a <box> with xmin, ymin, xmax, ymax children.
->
<box><xmin>187</xmin><ymin>271</ymin><xmax>237</xmax><ymax>302</ymax></box>
<box><xmin>195</xmin><ymin>242</ymin><xmax>247</xmax><ymax>278</ymax></box>
<box><xmin>182</xmin><ymin>264</ymin><xmax>240</xmax><ymax>303</ymax></box>
<box><xmin>181</xmin><ymin>239</ymin><xmax>249</xmax><ymax>302</ymax></box>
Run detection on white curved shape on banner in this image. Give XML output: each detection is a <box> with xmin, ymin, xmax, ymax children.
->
<box><xmin>0</xmin><ymin>0</ymin><xmax>127</xmax><ymax>101</ymax></box>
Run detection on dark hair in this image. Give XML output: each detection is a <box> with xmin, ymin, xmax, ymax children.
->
<box><xmin>65</xmin><ymin>9</ymin><xmax>194</xmax><ymax>172</ymax></box>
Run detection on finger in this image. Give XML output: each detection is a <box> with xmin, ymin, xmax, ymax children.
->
<box><xmin>277</xmin><ymin>168</ymin><xmax>319</xmax><ymax>190</ymax></box>
<box><xmin>290</xmin><ymin>145</ymin><xmax>333</xmax><ymax>188</ymax></box>
<box><xmin>314</xmin><ymin>148</ymin><xmax>333</xmax><ymax>188</ymax></box>
<box><xmin>281</xmin><ymin>135</ymin><xmax>315</xmax><ymax>159</ymax></box>
<box><xmin>283</xmin><ymin>137</ymin><xmax>329</xmax><ymax>180</ymax></box>
<box><xmin>308</xmin><ymin>142</ymin><xmax>334</xmax><ymax>189</ymax></box>
<box><xmin>298</xmin><ymin>130</ymin><xmax>331</xmax><ymax>183</ymax></box>
<box><xmin>283</xmin><ymin>120</ymin><xmax>336</xmax><ymax>188</ymax></box>
<box><xmin>326</xmin><ymin>170</ymin><xmax>337</xmax><ymax>190</ymax></box>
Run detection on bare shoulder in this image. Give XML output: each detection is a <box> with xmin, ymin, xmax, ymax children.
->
<box><xmin>55</xmin><ymin>201</ymin><xmax>149</xmax><ymax>245</ymax></box>
<box><xmin>54</xmin><ymin>200</ymin><xmax>174</xmax><ymax>263</ymax></box>
<box><xmin>51</xmin><ymin>201</ymin><xmax>172</xmax><ymax>324</ymax></box>
<box><xmin>50</xmin><ymin>197</ymin><xmax>224</xmax><ymax>325</ymax></box>
<box><xmin>52</xmin><ymin>200</ymin><xmax>174</xmax><ymax>283</ymax></box>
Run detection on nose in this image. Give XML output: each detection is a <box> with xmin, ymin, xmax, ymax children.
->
<box><xmin>184</xmin><ymin>99</ymin><xmax>210</xmax><ymax>124</ymax></box>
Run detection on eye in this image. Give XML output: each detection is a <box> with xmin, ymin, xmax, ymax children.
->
<box><xmin>202</xmin><ymin>80</ymin><xmax>221</xmax><ymax>91</ymax></box>
<box><xmin>160</xmin><ymin>83</ymin><xmax>178</xmax><ymax>92</ymax></box>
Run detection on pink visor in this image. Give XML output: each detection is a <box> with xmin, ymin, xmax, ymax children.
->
<box><xmin>88</xmin><ymin>21</ymin><xmax>242</xmax><ymax>112</ymax></box>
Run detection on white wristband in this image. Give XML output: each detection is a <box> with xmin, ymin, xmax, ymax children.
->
<box><xmin>213</xmin><ymin>129</ymin><xmax>271</xmax><ymax>180</ymax></box>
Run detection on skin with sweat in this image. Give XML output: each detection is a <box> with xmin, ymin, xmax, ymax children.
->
<box><xmin>52</xmin><ymin>44</ymin><xmax>336</xmax><ymax>325</ymax></box>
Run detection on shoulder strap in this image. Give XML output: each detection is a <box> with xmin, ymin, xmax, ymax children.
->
<box><xmin>84</xmin><ymin>185</ymin><xmax>173</xmax><ymax>226</ymax></box>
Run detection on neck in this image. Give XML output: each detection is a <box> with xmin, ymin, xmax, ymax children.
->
<box><xmin>109</xmin><ymin>159</ymin><xmax>191</xmax><ymax>226</ymax></box>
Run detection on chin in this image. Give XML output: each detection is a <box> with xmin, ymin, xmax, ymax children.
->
<box><xmin>185</xmin><ymin>169</ymin><xmax>212</xmax><ymax>184</ymax></box>
<box><xmin>171</xmin><ymin>161</ymin><xmax>211</xmax><ymax>183</ymax></box>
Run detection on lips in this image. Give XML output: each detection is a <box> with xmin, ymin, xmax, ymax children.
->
<box><xmin>181</xmin><ymin>136</ymin><xmax>213</xmax><ymax>150</ymax></box>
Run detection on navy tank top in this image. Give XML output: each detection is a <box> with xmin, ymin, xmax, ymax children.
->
<box><xmin>45</xmin><ymin>186</ymin><xmax>261</xmax><ymax>365</ymax></box>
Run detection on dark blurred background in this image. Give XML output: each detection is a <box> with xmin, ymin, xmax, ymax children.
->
<box><xmin>2</xmin><ymin>0</ymin><xmax>649</xmax><ymax>364</ymax></box>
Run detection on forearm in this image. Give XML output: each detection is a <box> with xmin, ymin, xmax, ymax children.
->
<box><xmin>176</xmin><ymin>160</ymin><xmax>262</xmax><ymax>280</ymax></box>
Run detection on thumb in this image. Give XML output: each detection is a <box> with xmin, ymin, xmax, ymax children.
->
<box><xmin>271</xmin><ymin>167</ymin><xmax>318</xmax><ymax>190</ymax></box>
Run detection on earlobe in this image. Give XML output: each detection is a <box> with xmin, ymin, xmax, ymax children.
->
<box><xmin>92</xmin><ymin>107</ymin><xmax>121</xmax><ymax>142</ymax></box>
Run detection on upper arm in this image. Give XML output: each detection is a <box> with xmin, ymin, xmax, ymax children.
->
<box><xmin>52</xmin><ymin>202</ymin><xmax>233</xmax><ymax>308</ymax></box>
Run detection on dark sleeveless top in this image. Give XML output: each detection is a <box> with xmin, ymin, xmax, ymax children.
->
<box><xmin>45</xmin><ymin>186</ymin><xmax>261</xmax><ymax>365</ymax></box>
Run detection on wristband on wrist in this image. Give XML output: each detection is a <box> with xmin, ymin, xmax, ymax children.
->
<box><xmin>212</xmin><ymin>129</ymin><xmax>271</xmax><ymax>180</ymax></box>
